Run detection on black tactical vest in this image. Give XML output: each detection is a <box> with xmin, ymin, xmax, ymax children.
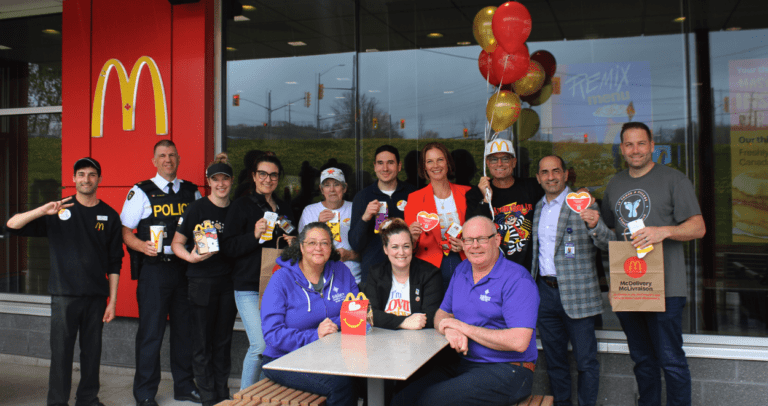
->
<box><xmin>136</xmin><ymin>180</ymin><xmax>198</xmax><ymax>250</ymax></box>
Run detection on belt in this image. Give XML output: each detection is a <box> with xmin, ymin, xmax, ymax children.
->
<box><xmin>541</xmin><ymin>276</ymin><xmax>558</xmax><ymax>289</ymax></box>
<box><xmin>510</xmin><ymin>361</ymin><xmax>536</xmax><ymax>373</ymax></box>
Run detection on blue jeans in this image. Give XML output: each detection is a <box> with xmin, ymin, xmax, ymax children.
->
<box><xmin>262</xmin><ymin>355</ymin><xmax>357</xmax><ymax>406</ymax></box>
<box><xmin>392</xmin><ymin>358</ymin><xmax>533</xmax><ymax>406</ymax></box>
<box><xmin>440</xmin><ymin>251</ymin><xmax>462</xmax><ymax>293</ymax></box>
<box><xmin>537</xmin><ymin>278</ymin><xmax>599</xmax><ymax>406</ymax></box>
<box><xmin>234</xmin><ymin>290</ymin><xmax>266</xmax><ymax>391</ymax></box>
<box><xmin>616</xmin><ymin>297</ymin><xmax>690</xmax><ymax>406</ymax></box>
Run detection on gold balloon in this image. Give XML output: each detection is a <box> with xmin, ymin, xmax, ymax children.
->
<box><xmin>525</xmin><ymin>80</ymin><xmax>553</xmax><ymax>106</ymax></box>
<box><xmin>512</xmin><ymin>108</ymin><xmax>540</xmax><ymax>141</ymax></box>
<box><xmin>513</xmin><ymin>61</ymin><xmax>545</xmax><ymax>97</ymax></box>
<box><xmin>473</xmin><ymin>7</ymin><xmax>498</xmax><ymax>53</ymax></box>
<box><xmin>486</xmin><ymin>91</ymin><xmax>522</xmax><ymax>133</ymax></box>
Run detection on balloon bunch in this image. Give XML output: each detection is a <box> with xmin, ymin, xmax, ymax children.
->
<box><xmin>474</xmin><ymin>2</ymin><xmax>557</xmax><ymax>137</ymax></box>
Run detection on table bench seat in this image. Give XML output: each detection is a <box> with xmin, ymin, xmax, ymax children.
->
<box><xmin>512</xmin><ymin>394</ymin><xmax>554</xmax><ymax>406</ymax></box>
<box><xmin>215</xmin><ymin>378</ymin><xmax>326</xmax><ymax>406</ymax></box>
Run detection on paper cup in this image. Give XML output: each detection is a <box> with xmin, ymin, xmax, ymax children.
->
<box><xmin>149</xmin><ymin>225</ymin><xmax>164</xmax><ymax>253</ymax></box>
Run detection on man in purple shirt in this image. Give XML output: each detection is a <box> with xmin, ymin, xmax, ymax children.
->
<box><xmin>392</xmin><ymin>216</ymin><xmax>539</xmax><ymax>406</ymax></box>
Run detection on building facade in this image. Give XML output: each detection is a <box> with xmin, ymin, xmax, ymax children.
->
<box><xmin>1</xmin><ymin>0</ymin><xmax>767</xmax><ymax>403</ymax></box>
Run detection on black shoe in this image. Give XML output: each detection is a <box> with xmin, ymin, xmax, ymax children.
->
<box><xmin>137</xmin><ymin>400</ymin><xmax>158</xmax><ymax>406</ymax></box>
<box><xmin>174</xmin><ymin>390</ymin><xmax>202</xmax><ymax>403</ymax></box>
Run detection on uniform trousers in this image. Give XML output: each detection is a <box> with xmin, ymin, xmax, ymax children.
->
<box><xmin>48</xmin><ymin>295</ymin><xmax>106</xmax><ymax>406</ymax></box>
<box><xmin>188</xmin><ymin>277</ymin><xmax>238</xmax><ymax>403</ymax></box>
<box><xmin>133</xmin><ymin>260</ymin><xmax>196</xmax><ymax>402</ymax></box>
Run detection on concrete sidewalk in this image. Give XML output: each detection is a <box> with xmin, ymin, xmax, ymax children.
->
<box><xmin>0</xmin><ymin>354</ymin><xmax>239</xmax><ymax>406</ymax></box>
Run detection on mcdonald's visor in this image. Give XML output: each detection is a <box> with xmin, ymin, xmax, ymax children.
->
<box><xmin>484</xmin><ymin>139</ymin><xmax>516</xmax><ymax>157</ymax></box>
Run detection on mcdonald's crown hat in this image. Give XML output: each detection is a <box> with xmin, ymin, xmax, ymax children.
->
<box><xmin>484</xmin><ymin>139</ymin><xmax>516</xmax><ymax>157</ymax></box>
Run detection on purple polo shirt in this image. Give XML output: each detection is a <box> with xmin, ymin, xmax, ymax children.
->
<box><xmin>440</xmin><ymin>255</ymin><xmax>539</xmax><ymax>363</ymax></box>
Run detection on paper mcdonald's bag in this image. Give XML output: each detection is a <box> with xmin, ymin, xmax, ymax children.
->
<box><xmin>609</xmin><ymin>241</ymin><xmax>665</xmax><ymax>312</ymax></box>
<box><xmin>341</xmin><ymin>292</ymin><xmax>370</xmax><ymax>335</ymax></box>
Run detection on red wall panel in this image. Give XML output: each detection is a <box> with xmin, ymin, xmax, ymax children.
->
<box><xmin>62</xmin><ymin>0</ymin><xmax>215</xmax><ymax>318</ymax></box>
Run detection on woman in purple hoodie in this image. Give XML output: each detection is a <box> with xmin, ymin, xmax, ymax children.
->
<box><xmin>260</xmin><ymin>222</ymin><xmax>359</xmax><ymax>406</ymax></box>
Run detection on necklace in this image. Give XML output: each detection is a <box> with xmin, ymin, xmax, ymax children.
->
<box><xmin>435</xmin><ymin>193</ymin><xmax>452</xmax><ymax>210</ymax></box>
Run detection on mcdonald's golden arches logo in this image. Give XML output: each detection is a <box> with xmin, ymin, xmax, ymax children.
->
<box><xmin>91</xmin><ymin>56</ymin><xmax>168</xmax><ymax>138</ymax></box>
<box><xmin>95</xmin><ymin>222</ymin><xmax>105</xmax><ymax>231</ymax></box>
<box><xmin>623</xmin><ymin>256</ymin><xmax>647</xmax><ymax>279</ymax></box>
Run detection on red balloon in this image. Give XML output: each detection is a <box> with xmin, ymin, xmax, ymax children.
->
<box><xmin>491</xmin><ymin>45</ymin><xmax>529</xmax><ymax>85</ymax></box>
<box><xmin>492</xmin><ymin>1</ymin><xmax>532</xmax><ymax>53</ymax></box>
<box><xmin>478</xmin><ymin>50</ymin><xmax>500</xmax><ymax>85</ymax></box>
<box><xmin>531</xmin><ymin>50</ymin><xmax>557</xmax><ymax>78</ymax></box>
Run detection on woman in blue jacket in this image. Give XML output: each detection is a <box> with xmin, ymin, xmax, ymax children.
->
<box><xmin>261</xmin><ymin>222</ymin><xmax>359</xmax><ymax>406</ymax></box>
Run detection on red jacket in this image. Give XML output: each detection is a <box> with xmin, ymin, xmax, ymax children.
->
<box><xmin>404</xmin><ymin>182</ymin><xmax>471</xmax><ymax>268</ymax></box>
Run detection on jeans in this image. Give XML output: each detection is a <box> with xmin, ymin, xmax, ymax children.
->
<box><xmin>440</xmin><ymin>251</ymin><xmax>462</xmax><ymax>293</ymax></box>
<box><xmin>48</xmin><ymin>296</ymin><xmax>106</xmax><ymax>406</ymax></box>
<box><xmin>263</xmin><ymin>355</ymin><xmax>357</xmax><ymax>406</ymax></box>
<box><xmin>392</xmin><ymin>358</ymin><xmax>533</xmax><ymax>406</ymax></box>
<box><xmin>616</xmin><ymin>297</ymin><xmax>690</xmax><ymax>406</ymax></box>
<box><xmin>234</xmin><ymin>290</ymin><xmax>266</xmax><ymax>391</ymax></box>
<box><xmin>537</xmin><ymin>277</ymin><xmax>599</xmax><ymax>406</ymax></box>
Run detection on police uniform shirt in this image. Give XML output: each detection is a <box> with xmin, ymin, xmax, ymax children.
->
<box><xmin>120</xmin><ymin>173</ymin><xmax>202</xmax><ymax>254</ymax></box>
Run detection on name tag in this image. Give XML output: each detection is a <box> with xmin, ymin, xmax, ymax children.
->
<box><xmin>564</xmin><ymin>242</ymin><xmax>575</xmax><ymax>258</ymax></box>
<box><xmin>97</xmin><ymin>215</ymin><xmax>108</xmax><ymax>221</ymax></box>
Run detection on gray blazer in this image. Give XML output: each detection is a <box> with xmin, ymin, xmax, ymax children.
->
<box><xmin>531</xmin><ymin>188</ymin><xmax>614</xmax><ymax>319</ymax></box>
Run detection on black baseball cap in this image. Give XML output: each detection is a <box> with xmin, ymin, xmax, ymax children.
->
<box><xmin>206</xmin><ymin>162</ymin><xmax>233</xmax><ymax>178</ymax></box>
<box><xmin>74</xmin><ymin>157</ymin><xmax>102</xmax><ymax>176</ymax></box>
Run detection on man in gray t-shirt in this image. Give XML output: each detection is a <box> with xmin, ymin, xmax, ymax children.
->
<box><xmin>601</xmin><ymin>122</ymin><xmax>705</xmax><ymax>406</ymax></box>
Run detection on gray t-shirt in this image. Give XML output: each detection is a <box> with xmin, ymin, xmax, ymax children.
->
<box><xmin>601</xmin><ymin>164</ymin><xmax>702</xmax><ymax>297</ymax></box>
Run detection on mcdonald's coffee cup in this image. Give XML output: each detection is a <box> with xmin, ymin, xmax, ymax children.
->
<box><xmin>149</xmin><ymin>225</ymin><xmax>165</xmax><ymax>253</ymax></box>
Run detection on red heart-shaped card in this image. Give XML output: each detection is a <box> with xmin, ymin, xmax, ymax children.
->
<box><xmin>417</xmin><ymin>211</ymin><xmax>440</xmax><ymax>232</ymax></box>
<box><xmin>566</xmin><ymin>192</ymin><xmax>592</xmax><ymax>213</ymax></box>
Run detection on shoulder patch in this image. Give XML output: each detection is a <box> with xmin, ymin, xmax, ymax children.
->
<box><xmin>127</xmin><ymin>191</ymin><xmax>135</xmax><ymax>201</ymax></box>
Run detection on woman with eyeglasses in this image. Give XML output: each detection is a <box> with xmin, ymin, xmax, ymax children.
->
<box><xmin>261</xmin><ymin>222</ymin><xmax>359</xmax><ymax>406</ymax></box>
<box><xmin>298</xmin><ymin>167</ymin><xmax>361</xmax><ymax>284</ymax></box>
<box><xmin>364</xmin><ymin>218</ymin><xmax>442</xmax><ymax>330</ymax></box>
<box><xmin>405</xmin><ymin>142</ymin><xmax>471</xmax><ymax>292</ymax></box>
<box><xmin>221</xmin><ymin>154</ymin><xmax>297</xmax><ymax>392</ymax></box>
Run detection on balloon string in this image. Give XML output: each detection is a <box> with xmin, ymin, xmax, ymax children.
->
<box><xmin>483</xmin><ymin>55</ymin><xmax>510</xmax><ymax>219</ymax></box>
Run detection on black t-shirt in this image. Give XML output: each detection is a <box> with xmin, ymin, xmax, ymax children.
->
<box><xmin>466</xmin><ymin>177</ymin><xmax>544</xmax><ymax>270</ymax></box>
<box><xmin>7</xmin><ymin>197</ymin><xmax>123</xmax><ymax>296</ymax></box>
<box><xmin>176</xmin><ymin>197</ymin><xmax>232</xmax><ymax>278</ymax></box>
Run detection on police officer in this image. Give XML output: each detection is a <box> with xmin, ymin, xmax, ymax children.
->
<box><xmin>121</xmin><ymin>140</ymin><xmax>202</xmax><ymax>406</ymax></box>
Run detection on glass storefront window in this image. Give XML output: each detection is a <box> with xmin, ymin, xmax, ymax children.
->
<box><xmin>705</xmin><ymin>28</ymin><xmax>768</xmax><ymax>337</ymax></box>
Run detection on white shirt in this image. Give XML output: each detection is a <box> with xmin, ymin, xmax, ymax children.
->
<box><xmin>298</xmin><ymin>200</ymin><xmax>361</xmax><ymax>283</ymax></box>
<box><xmin>384</xmin><ymin>275</ymin><xmax>411</xmax><ymax>316</ymax></box>
<box><xmin>120</xmin><ymin>173</ymin><xmax>202</xmax><ymax>255</ymax></box>
<box><xmin>434</xmin><ymin>193</ymin><xmax>460</xmax><ymax>237</ymax></box>
<box><xmin>537</xmin><ymin>188</ymin><xmax>568</xmax><ymax>277</ymax></box>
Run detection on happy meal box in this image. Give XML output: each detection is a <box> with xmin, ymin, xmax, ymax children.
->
<box><xmin>341</xmin><ymin>292</ymin><xmax>371</xmax><ymax>335</ymax></box>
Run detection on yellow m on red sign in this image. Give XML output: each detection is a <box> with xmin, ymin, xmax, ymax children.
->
<box><xmin>91</xmin><ymin>56</ymin><xmax>168</xmax><ymax>138</ymax></box>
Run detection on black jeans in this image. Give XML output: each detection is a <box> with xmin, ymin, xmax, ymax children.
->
<box><xmin>188</xmin><ymin>277</ymin><xmax>238</xmax><ymax>402</ymax></box>
<box><xmin>392</xmin><ymin>358</ymin><xmax>533</xmax><ymax>406</ymax></box>
<box><xmin>48</xmin><ymin>295</ymin><xmax>106</xmax><ymax>406</ymax></box>
<box><xmin>133</xmin><ymin>261</ymin><xmax>195</xmax><ymax>401</ymax></box>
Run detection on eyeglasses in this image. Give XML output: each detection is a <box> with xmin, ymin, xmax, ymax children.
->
<box><xmin>256</xmin><ymin>170</ymin><xmax>279</xmax><ymax>181</ymax></box>
<box><xmin>302</xmin><ymin>240</ymin><xmax>331</xmax><ymax>249</ymax></box>
<box><xmin>487</xmin><ymin>156</ymin><xmax>513</xmax><ymax>164</ymax></box>
<box><xmin>461</xmin><ymin>233</ymin><xmax>498</xmax><ymax>245</ymax></box>
<box><xmin>321</xmin><ymin>181</ymin><xmax>342</xmax><ymax>189</ymax></box>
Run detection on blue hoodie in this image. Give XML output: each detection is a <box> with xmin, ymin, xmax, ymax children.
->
<box><xmin>261</xmin><ymin>256</ymin><xmax>359</xmax><ymax>358</ymax></box>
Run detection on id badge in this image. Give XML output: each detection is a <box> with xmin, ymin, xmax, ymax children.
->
<box><xmin>564</xmin><ymin>242</ymin><xmax>576</xmax><ymax>258</ymax></box>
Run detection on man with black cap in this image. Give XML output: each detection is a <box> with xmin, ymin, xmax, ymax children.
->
<box><xmin>121</xmin><ymin>140</ymin><xmax>202</xmax><ymax>406</ymax></box>
<box><xmin>466</xmin><ymin>139</ymin><xmax>544</xmax><ymax>270</ymax></box>
<box><xmin>6</xmin><ymin>157</ymin><xmax>123</xmax><ymax>406</ymax></box>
